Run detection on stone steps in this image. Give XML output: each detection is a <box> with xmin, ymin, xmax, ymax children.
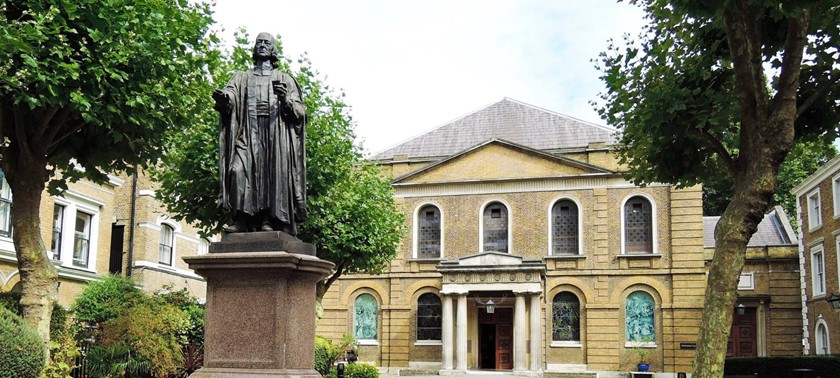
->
<box><xmin>543</xmin><ymin>372</ymin><xmax>598</xmax><ymax>378</ymax></box>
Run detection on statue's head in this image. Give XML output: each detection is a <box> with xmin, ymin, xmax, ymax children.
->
<box><xmin>253</xmin><ymin>32</ymin><xmax>279</xmax><ymax>68</ymax></box>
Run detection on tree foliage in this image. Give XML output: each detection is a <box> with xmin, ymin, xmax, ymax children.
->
<box><xmin>0</xmin><ymin>0</ymin><xmax>219</xmax><ymax>346</ymax></box>
<box><xmin>153</xmin><ymin>31</ymin><xmax>404</xmax><ymax>302</ymax></box>
<box><xmin>595</xmin><ymin>1</ymin><xmax>839</xmax><ymax>377</ymax></box>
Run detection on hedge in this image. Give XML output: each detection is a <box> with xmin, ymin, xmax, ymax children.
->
<box><xmin>725</xmin><ymin>356</ymin><xmax>840</xmax><ymax>377</ymax></box>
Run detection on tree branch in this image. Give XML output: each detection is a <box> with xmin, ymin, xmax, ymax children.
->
<box><xmin>696</xmin><ymin>127</ymin><xmax>737</xmax><ymax>176</ymax></box>
<box><xmin>46</xmin><ymin>118</ymin><xmax>87</xmax><ymax>157</ymax></box>
<box><xmin>772</xmin><ymin>9</ymin><xmax>811</xmax><ymax>127</ymax></box>
<box><xmin>12</xmin><ymin>105</ymin><xmax>32</xmax><ymax>158</ymax></box>
<box><xmin>34</xmin><ymin>106</ymin><xmax>59</xmax><ymax>142</ymax></box>
<box><xmin>796</xmin><ymin>68</ymin><xmax>839</xmax><ymax>120</ymax></box>
<box><xmin>322</xmin><ymin>260</ymin><xmax>348</xmax><ymax>296</ymax></box>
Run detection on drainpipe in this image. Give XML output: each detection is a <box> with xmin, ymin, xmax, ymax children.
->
<box><xmin>126</xmin><ymin>169</ymin><xmax>138</xmax><ymax>277</ymax></box>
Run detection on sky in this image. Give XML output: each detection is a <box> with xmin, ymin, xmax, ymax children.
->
<box><xmin>209</xmin><ymin>0</ymin><xmax>648</xmax><ymax>155</ymax></box>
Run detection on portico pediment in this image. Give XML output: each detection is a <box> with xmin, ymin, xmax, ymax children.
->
<box><xmin>437</xmin><ymin>252</ymin><xmax>546</xmax><ymax>294</ymax></box>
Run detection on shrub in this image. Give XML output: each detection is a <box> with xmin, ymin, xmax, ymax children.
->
<box><xmin>344</xmin><ymin>362</ymin><xmax>379</xmax><ymax>378</ymax></box>
<box><xmin>315</xmin><ymin>334</ymin><xmax>356</xmax><ymax>376</ymax></box>
<box><xmin>0</xmin><ymin>290</ymin><xmax>69</xmax><ymax>341</ymax></box>
<box><xmin>72</xmin><ymin>275</ymin><xmax>144</xmax><ymax>329</ymax></box>
<box><xmin>0</xmin><ymin>306</ymin><xmax>46</xmax><ymax>378</ymax></box>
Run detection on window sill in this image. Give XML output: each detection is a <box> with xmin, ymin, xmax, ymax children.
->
<box><xmin>809</xmin><ymin>224</ymin><xmax>823</xmax><ymax>233</ymax></box>
<box><xmin>625</xmin><ymin>341</ymin><xmax>657</xmax><ymax>348</ymax></box>
<box><xmin>545</xmin><ymin>255</ymin><xmax>586</xmax><ymax>260</ymax></box>
<box><xmin>408</xmin><ymin>258</ymin><xmax>445</xmax><ymax>263</ymax></box>
<box><xmin>357</xmin><ymin>340</ymin><xmax>379</xmax><ymax>346</ymax></box>
<box><xmin>618</xmin><ymin>253</ymin><xmax>662</xmax><ymax>259</ymax></box>
<box><xmin>550</xmin><ymin>341</ymin><xmax>582</xmax><ymax>348</ymax></box>
<box><xmin>414</xmin><ymin>340</ymin><xmax>442</xmax><ymax>346</ymax></box>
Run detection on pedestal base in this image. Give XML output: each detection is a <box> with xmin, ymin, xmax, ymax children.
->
<box><xmin>185</xmin><ymin>232</ymin><xmax>334</xmax><ymax>378</ymax></box>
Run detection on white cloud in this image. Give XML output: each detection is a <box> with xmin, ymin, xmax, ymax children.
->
<box><xmin>210</xmin><ymin>0</ymin><xmax>646</xmax><ymax>154</ymax></box>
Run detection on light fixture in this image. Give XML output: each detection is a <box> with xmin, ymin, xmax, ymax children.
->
<box><xmin>827</xmin><ymin>293</ymin><xmax>840</xmax><ymax>310</ymax></box>
<box><xmin>475</xmin><ymin>294</ymin><xmax>508</xmax><ymax>314</ymax></box>
<box><xmin>737</xmin><ymin>303</ymin><xmax>746</xmax><ymax>315</ymax></box>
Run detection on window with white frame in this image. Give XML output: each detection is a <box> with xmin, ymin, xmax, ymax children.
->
<box><xmin>812</xmin><ymin>244</ymin><xmax>826</xmax><ymax>296</ymax></box>
<box><xmin>552</xmin><ymin>291</ymin><xmax>581</xmax><ymax>342</ymax></box>
<box><xmin>159</xmin><ymin>224</ymin><xmax>174</xmax><ymax>265</ymax></box>
<box><xmin>816</xmin><ymin>321</ymin><xmax>830</xmax><ymax>355</ymax></box>
<box><xmin>482</xmin><ymin>202</ymin><xmax>509</xmax><ymax>253</ymax></box>
<box><xmin>808</xmin><ymin>190</ymin><xmax>822</xmax><ymax>230</ymax></box>
<box><xmin>551</xmin><ymin>200</ymin><xmax>580</xmax><ymax>255</ymax></box>
<box><xmin>73</xmin><ymin>212</ymin><xmax>92</xmax><ymax>268</ymax></box>
<box><xmin>416</xmin><ymin>293</ymin><xmax>441</xmax><ymax>342</ymax></box>
<box><xmin>50</xmin><ymin>205</ymin><xmax>65</xmax><ymax>260</ymax></box>
<box><xmin>0</xmin><ymin>174</ymin><xmax>12</xmax><ymax>238</ymax></box>
<box><xmin>737</xmin><ymin>272</ymin><xmax>755</xmax><ymax>290</ymax></box>
<box><xmin>52</xmin><ymin>193</ymin><xmax>102</xmax><ymax>271</ymax></box>
<box><xmin>833</xmin><ymin>175</ymin><xmax>840</xmax><ymax>218</ymax></box>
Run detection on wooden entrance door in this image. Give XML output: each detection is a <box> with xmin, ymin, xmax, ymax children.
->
<box><xmin>727</xmin><ymin>307</ymin><xmax>757</xmax><ymax>357</ymax></box>
<box><xmin>479</xmin><ymin>308</ymin><xmax>513</xmax><ymax>370</ymax></box>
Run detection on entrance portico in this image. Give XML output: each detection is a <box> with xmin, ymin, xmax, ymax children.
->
<box><xmin>437</xmin><ymin>252</ymin><xmax>546</xmax><ymax>376</ymax></box>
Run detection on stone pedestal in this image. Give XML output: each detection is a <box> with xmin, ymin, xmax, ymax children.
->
<box><xmin>184</xmin><ymin>232</ymin><xmax>334</xmax><ymax>378</ymax></box>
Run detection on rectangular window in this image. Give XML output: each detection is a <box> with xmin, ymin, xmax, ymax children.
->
<box><xmin>812</xmin><ymin>245</ymin><xmax>826</xmax><ymax>296</ymax></box>
<box><xmin>0</xmin><ymin>175</ymin><xmax>11</xmax><ymax>238</ymax></box>
<box><xmin>159</xmin><ymin>225</ymin><xmax>174</xmax><ymax>265</ymax></box>
<box><xmin>834</xmin><ymin>175</ymin><xmax>840</xmax><ymax>218</ymax></box>
<box><xmin>808</xmin><ymin>190</ymin><xmax>822</xmax><ymax>230</ymax></box>
<box><xmin>737</xmin><ymin>272</ymin><xmax>754</xmax><ymax>290</ymax></box>
<box><xmin>73</xmin><ymin>212</ymin><xmax>91</xmax><ymax>268</ymax></box>
<box><xmin>51</xmin><ymin>205</ymin><xmax>65</xmax><ymax>260</ymax></box>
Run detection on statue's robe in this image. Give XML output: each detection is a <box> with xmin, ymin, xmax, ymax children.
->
<box><xmin>218</xmin><ymin>67</ymin><xmax>307</xmax><ymax>233</ymax></box>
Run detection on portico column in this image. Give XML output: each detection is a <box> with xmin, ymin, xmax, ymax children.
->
<box><xmin>529</xmin><ymin>293</ymin><xmax>542</xmax><ymax>371</ymax></box>
<box><xmin>456</xmin><ymin>294</ymin><xmax>468</xmax><ymax>370</ymax></box>
<box><xmin>513</xmin><ymin>292</ymin><xmax>526</xmax><ymax>371</ymax></box>
<box><xmin>441</xmin><ymin>294</ymin><xmax>454</xmax><ymax>370</ymax></box>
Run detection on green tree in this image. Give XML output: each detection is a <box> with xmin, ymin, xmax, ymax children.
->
<box><xmin>153</xmin><ymin>31</ymin><xmax>404</xmax><ymax>313</ymax></box>
<box><xmin>0</xmin><ymin>0</ymin><xmax>218</xmax><ymax>347</ymax></box>
<box><xmin>595</xmin><ymin>1</ymin><xmax>839</xmax><ymax>377</ymax></box>
<box><xmin>703</xmin><ymin>139</ymin><xmax>837</xmax><ymax>218</ymax></box>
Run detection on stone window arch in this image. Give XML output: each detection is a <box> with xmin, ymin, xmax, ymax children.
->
<box><xmin>815</xmin><ymin>319</ymin><xmax>830</xmax><ymax>355</ymax></box>
<box><xmin>354</xmin><ymin>293</ymin><xmax>378</xmax><ymax>342</ymax></box>
<box><xmin>482</xmin><ymin>201</ymin><xmax>509</xmax><ymax>253</ymax></box>
<box><xmin>416</xmin><ymin>293</ymin><xmax>441</xmax><ymax>341</ymax></box>
<box><xmin>552</xmin><ymin>291</ymin><xmax>581</xmax><ymax>342</ymax></box>
<box><xmin>551</xmin><ymin>199</ymin><xmax>580</xmax><ymax>255</ymax></box>
<box><xmin>626</xmin><ymin>291</ymin><xmax>656</xmax><ymax>342</ymax></box>
<box><xmin>416</xmin><ymin>204</ymin><xmax>442</xmax><ymax>258</ymax></box>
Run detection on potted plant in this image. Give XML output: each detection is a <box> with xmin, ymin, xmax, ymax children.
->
<box><xmin>633</xmin><ymin>346</ymin><xmax>651</xmax><ymax>372</ymax></box>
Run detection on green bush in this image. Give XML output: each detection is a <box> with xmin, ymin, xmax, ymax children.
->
<box><xmin>72</xmin><ymin>274</ymin><xmax>144</xmax><ymax>329</ymax></box>
<box><xmin>315</xmin><ymin>334</ymin><xmax>356</xmax><ymax>376</ymax></box>
<box><xmin>0</xmin><ymin>290</ymin><xmax>68</xmax><ymax>341</ymax></box>
<box><xmin>0</xmin><ymin>306</ymin><xmax>46</xmax><ymax>378</ymax></box>
<box><xmin>344</xmin><ymin>362</ymin><xmax>379</xmax><ymax>378</ymax></box>
<box><xmin>725</xmin><ymin>356</ymin><xmax>840</xmax><ymax>377</ymax></box>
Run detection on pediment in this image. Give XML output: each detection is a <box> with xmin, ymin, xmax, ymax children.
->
<box><xmin>393</xmin><ymin>139</ymin><xmax>611</xmax><ymax>185</ymax></box>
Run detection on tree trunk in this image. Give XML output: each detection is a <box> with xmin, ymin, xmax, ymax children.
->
<box><xmin>6</xmin><ymin>161</ymin><xmax>57</xmax><ymax>350</ymax></box>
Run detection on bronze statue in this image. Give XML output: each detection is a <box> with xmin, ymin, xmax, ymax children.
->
<box><xmin>213</xmin><ymin>32</ymin><xmax>308</xmax><ymax>234</ymax></box>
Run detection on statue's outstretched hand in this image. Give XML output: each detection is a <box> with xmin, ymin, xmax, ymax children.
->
<box><xmin>213</xmin><ymin>89</ymin><xmax>230</xmax><ymax>111</ymax></box>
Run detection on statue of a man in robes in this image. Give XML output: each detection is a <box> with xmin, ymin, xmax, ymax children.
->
<box><xmin>212</xmin><ymin>33</ymin><xmax>308</xmax><ymax>234</ymax></box>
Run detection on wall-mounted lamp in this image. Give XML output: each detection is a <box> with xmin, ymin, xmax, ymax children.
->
<box><xmin>826</xmin><ymin>293</ymin><xmax>840</xmax><ymax>310</ymax></box>
<box><xmin>736</xmin><ymin>303</ymin><xmax>746</xmax><ymax>315</ymax></box>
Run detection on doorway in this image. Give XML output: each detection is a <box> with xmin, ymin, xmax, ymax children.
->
<box><xmin>727</xmin><ymin>307</ymin><xmax>757</xmax><ymax>357</ymax></box>
<box><xmin>478</xmin><ymin>307</ymin><xmax>513</xmax><ymax>370</ymax></box>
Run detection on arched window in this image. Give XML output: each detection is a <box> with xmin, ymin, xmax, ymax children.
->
<box><xmin>417</xmin><ymin>205</ymin><xmax>441</xmax><ymax>258</ymax></box>
<box><xmin>552</xmin><ymin>200</ymin><xmax>579</xmax><ymax>255</ymax></box>
<box><xmin>816</xmin><ymin>321</ymin><xmax>830</xmax><ymax>355</ymax></box>
<box><xmin>354</xmin><ymin>294</ymin><xmax>378</xmax><ymax>341</ymax></box>
<box><xmin>416</xmin><ymin>293</ymin><xmax>441</xmax><ymax>341</ymax></box>
<box><xmin>552</xmin><ymin>292</ymin><xmax>580</xmax><ymax>342</ymax></box>
<box><xmin>626</xmin><ymin>291</ymin><xmax>655</xmax><ymax>342</ymax></box>
<box><xmin>483</xmin><ymin>202</ymin><xmax>508</xmax><ymax>253</ymax></box>
<box><xmin>624</xmin><ymin>196</ymin><xmax>653</xmax><ymax>253</ymax></box>
<box><xmin>159</xmin><ymin>224</ymin><xmax>174</xmax><ymax>265</ymax></box>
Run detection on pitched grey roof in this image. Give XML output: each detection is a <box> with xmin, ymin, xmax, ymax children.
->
<box><xmin>703</xmin><ymin>206</ymin><xmax>797</xmax><ymax>248</ymax></box>
<box><xmin>371</xmin><ymin>98</ymin><xmax>618</xmax><ymax>161</ymax></box>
